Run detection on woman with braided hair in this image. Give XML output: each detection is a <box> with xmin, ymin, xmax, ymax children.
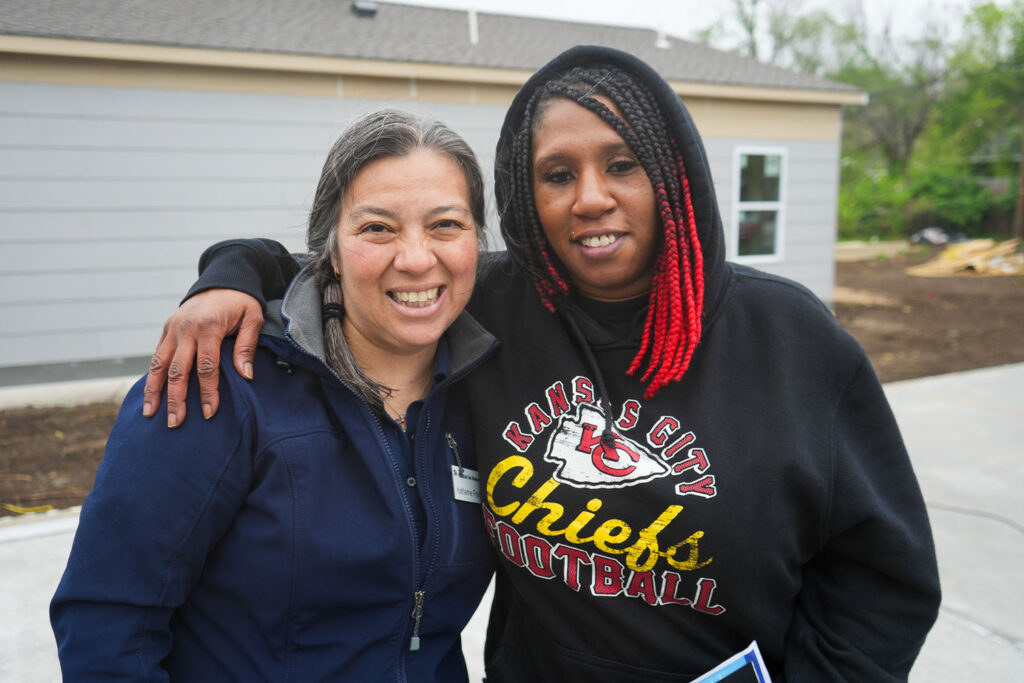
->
<box><xmin>139</xmin><ymin>47</ymin><xmax>940</xmax><ymax>681</ymax></box>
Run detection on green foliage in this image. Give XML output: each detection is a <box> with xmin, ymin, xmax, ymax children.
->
<box><xmin>835</xmin><ymin>1</ymin><xmax>1024</xmax><ymax>238</ymax></box>
<box><xmin>837</xmin><ymin>165</ymin><xmax>910</xmax><ymax>240</ymax></box>
<box><xmin>698</xmin><ymin>1</ymin><xmax>1024</xmax><ymax>239</ymax></box>
<box><xmin>838</xmin><ymin>160</ymin><xmax>1013</xmax><ymax>239</ymax></box>
<box><xmin>906</xmin><ymin>166</ymin><xmax>1000</xmax><ymax>233</ymax></box>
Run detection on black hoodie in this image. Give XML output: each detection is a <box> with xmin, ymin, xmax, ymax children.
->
<box><xmin>469</xmin><ymin>46</ymin><xmax>939</xmax><ymax>682</ymax></box>
<box><xmin>188</xmin><ymin>46</ymin><xmax>940</xmax><ymax>682</ymax></box>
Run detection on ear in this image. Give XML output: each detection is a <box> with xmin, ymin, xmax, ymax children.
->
<box><xmin>330</xmin><ymin>252</ymin><xmax>340</xmax><ymax>278</ymax></box>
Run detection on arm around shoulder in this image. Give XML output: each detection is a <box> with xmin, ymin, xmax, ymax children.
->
<box><xmin>145</xmin><ymin>238</ymin><xmax>299</xmax><ymax>425</ymax></box>
<box><xmin>187</xmin><ymin>238</ymin><xmax>301</xmax><ymax>309</ymax></box>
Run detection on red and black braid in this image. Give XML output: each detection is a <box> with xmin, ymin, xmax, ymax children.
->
<box><xmin>501</xmin><ymin>65</ymin><xmax>705</xmax><ymax>399</ymax></box>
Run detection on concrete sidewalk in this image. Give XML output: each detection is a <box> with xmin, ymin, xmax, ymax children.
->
<box><xmin>885</xmin><ymin>363</ymin><xmax>1024</xmax><ymax>681</ymax></box>
<box><xmin>3</xmin><ymin>364</ymin><xmax>1022</xmax><ymax>681</ymax></box>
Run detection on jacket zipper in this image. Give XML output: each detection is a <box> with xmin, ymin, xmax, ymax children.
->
<box><xmin>407</xmin><ymin>409</ymin><xmax>442</xmax><ymax>653</ymax></box>
<box><xmin>409</xmin><ymin>590</ymin><xmax>426</xmax><ymax>651</ymax></box>
<box><xmin>365</xmin><ymin>405</ymin><xmax>429</xmax><ymax>660</ymax></box>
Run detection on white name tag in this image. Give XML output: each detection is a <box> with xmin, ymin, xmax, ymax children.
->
<box><xmin>451</xmin><ymin>466</ymin><xmax>480</xmax><ymax>504</ymax></box>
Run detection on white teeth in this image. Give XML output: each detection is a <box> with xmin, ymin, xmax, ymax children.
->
<box><xmin>580</xmin><ymin>234</ymin><xmax>618</xmax><ymax>248</ymax></box>
<box><xmin>391</xmin><ymin>287</ymin><xmax>440</xmax><ymax>307</ymax></box>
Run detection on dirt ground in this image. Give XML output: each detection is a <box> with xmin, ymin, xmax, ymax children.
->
<box><xmin>2</xmin><ymin>245</ymin><xmax>1023</xmax><ymax>517</ymax></box>
<box><xmin>834</xmin><ymin>245</ymin><xmax>1024</xmax><ymax>382</ymax></box>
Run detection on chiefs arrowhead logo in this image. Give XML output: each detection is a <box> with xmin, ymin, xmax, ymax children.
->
<box><xmin>543</xmin><ymin>404</ymin><xmax>670</xmax><ymax>488</ymax></box>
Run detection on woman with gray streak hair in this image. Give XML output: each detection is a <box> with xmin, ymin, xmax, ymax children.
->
<box><xmin>51</xmin><ymin>109</ymin><xmax>498</xmax><ymax>681</ymax></box>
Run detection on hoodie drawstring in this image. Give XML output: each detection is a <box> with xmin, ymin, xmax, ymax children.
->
<box><xmin>559</xmin><ymin>309</ymin><xmax>618</xmax><ymax>451</ymax></box>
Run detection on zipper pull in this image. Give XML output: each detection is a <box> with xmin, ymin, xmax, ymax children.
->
<box><xmin>445</xmin><ymin>432</ymin><xmax>464</xmax><ymax>475</ymax></box>
<box><xmin>409</xmin><ymin>590</ymin><xmax>426</xmax><ymax>651</ymax></box>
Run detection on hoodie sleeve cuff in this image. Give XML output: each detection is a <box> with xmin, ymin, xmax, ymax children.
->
<box><xmin>183</xmin><ymin>238</ymin><xmax>302</xmax><ymax>312</ymax></box>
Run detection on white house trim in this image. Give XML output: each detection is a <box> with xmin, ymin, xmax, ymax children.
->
<box><xmin>730</xmin><ymin>145</ymin><xmax>788</xmax><ymax>265</ymax></box>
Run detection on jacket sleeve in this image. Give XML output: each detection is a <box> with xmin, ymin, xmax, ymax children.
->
<box><xmin>50</xmin><ymin>364</ymin><xmax>254</xmax><ymax>680</ymax></box>
<box><xmin>183</xmin><ymin>238</ymin><xmax>302</xmax><ymax>310</ymax></box>
<box><xmin>785</xmin><ymin>358</ymin><xmax>941</xmax><ymax>681</ymax></box>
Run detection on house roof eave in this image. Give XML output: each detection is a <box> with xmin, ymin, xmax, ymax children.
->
<box><xmin>0</xmin><ymin>35</ymin><xmax>868</xmax><ymax>107</ymax></box>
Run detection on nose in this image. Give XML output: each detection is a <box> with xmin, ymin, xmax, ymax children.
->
<box><xmin>572</xmin><ymin>168</ymin><xmax>616</xmax><ymax>218</ymax></box>
<box><xmin>393</xmin><ymin>232</ymin><xmax>438</xmax><ymax>273</ymax></box>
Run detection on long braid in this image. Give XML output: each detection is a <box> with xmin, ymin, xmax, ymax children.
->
<box><xmin>676</xmin><ymin>162</ymin><xmax>705</xmax><ymax>376</ymax></box>
<box><xmin>599</xmin><ymin>74</ymin><xmax>697</xmax><ymax>396</ymax></box>
<box><xmin>505</xmin><ymin>88</ymin><xmax>569</xmax><ymax>311</ymax></box>
<box><xmin>646</xmin><ymin>152</ymin><xmax>702</xmax><ymax>397</ymax></box>
<box><xmin>500</xmin><ymin>64</ymin><xmax>706</xmax><ymax>399</ymax></box>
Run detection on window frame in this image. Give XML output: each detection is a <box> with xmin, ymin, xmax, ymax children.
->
<box><xmin>730</xmin><ymin>146</ymin><xmax>787</xmax><ymax>264</ymax></box>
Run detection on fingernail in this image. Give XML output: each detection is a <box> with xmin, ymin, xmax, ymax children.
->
<box><xmin>168</xmin><ymin>413</ymin><xmax>178</xmax><ymax>429</ymax></box>
<box><xmin>203</xmin><ymin>404</ymin><xmax>213</xmax><ymax>420</ymax></box>
<box><xmin>244</xmin><ymin>362</ymin><xmax>253</xmax><ymax>380</ymax></box>
<box><xmin>142</xmin><ymin>402</ymin><xmax>153</xmax><ymax>417</ymax></box>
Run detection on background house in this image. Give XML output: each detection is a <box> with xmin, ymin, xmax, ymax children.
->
<box><xmin>0</xmin><ymin>0</ymin><xmax>864</xmax><ymax>383</ymax></box>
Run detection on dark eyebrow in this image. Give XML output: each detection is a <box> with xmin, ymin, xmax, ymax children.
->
<box><xmin>534</xmin><ymin>141</ymin><xmax>634</xmax><ymax>167</ymax></box>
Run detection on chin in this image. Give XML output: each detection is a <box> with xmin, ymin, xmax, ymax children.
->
<box><xmin>392</xmin><ymin>325</ymin><xmax>451</xmax><ymax>352</ymax></box>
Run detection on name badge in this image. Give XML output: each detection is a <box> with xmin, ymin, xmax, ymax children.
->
<box><xmin>451</xmin><ymin>466</ymin><xmax>480</xmax><ymax>504</ymax></box>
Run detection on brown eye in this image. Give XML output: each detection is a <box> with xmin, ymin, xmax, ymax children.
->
<box><xmin>608</xmin><ymin>160</ymin><xmax>639</xmax><ymax>174</ymax></box>
<box><xmin>543</xmin><ymin>170</ymin><xmax>573</xmax><ymax>185</ymax></box>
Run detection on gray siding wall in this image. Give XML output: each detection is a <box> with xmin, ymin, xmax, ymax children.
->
<box><xmin>0</xmin><ymin>82</ymin><xmax>506</xmax><ymax>373</ymax></box>
<box><xmin>1</xmin><ymin>82</ymin><xmax>840</xmax><ymax>375</ymax></box>
<box><xmin>704</xmin><ymin>137</ymin><xmax>840</xmax><ymax>304</ymax></box>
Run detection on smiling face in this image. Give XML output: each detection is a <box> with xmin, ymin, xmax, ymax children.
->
<box><xmin>531</xmin><ymin>96</ymin><xmax>660</xmax><ymax>302</ymax></box>
<box><xmin>333</xmin><ymin>148</ymin><xmax>478</xmax><ymax>361</ymax></box>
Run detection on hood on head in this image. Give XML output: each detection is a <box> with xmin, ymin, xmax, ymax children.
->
<box><xmin>493</xmin><ymin>44</ymin><xmax>728</xmax><ymax>314</ymax></box>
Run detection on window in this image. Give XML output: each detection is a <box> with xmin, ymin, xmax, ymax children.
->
<box><xmin>733</xmin><ymin>149</ymin><xmax>785</xmax><ymax>261</ymax></box>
